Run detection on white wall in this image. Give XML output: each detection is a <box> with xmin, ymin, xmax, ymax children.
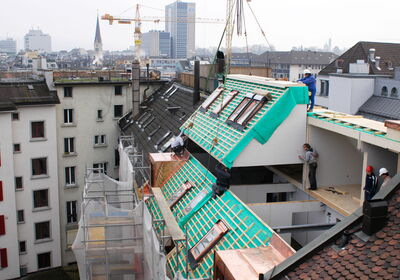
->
<box><xmin>0</xmin><ymin>113</ymin><xmax>21</xmax><ymax>279</ymax></box>
<box><xmin>363</xmin><ymin>143</ymin><xmax>398</xmax><ymax>179</ymax></box>
<box><xmin>233</xmin><ymin>105</ymin><xmax>307</xmax><ymax>167</ymax></box>
<box><xmin>12</xmin><ymin>105</ymin><xmax>61</xmax><ymax>273</ymax></box>
<box><xmin>56</xmin><ymin>83</ymin><xmax>132</xmax><ymax>265</ymax></box>
<box><xmin>230</xmin><ymin>183</ymin><xmax>296</xmax><ymax>204</ymax></box>
<box><xmin>290</xmin><ymin>64</ymin><xmax>322</xmax><ymax>82</ymax></box>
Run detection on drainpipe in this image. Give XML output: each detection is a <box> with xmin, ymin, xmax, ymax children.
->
<box><xmin>143</xmin><ymin>63</ymin><xmax>150</xmax><ymax>100</ymax></box>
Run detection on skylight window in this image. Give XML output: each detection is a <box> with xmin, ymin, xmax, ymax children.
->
<box><xmin>162</xmin><ymin>86</ymin><xmax>175</xmax><ymax>99</ymax></box>
<box><xmin>148</xmin><ymin>126</ymin><xmax>161</xmax><ymax>140</ymax></box>
<box><xmin>154</xmin><ymin>131</ymin><xmax>171</xmax><ymax>150</ymax></box>
<box><xmin>136</xmin><ymin>111</ymin><xmax>150</xmax><ymax>125</ymax></box>
<box><xmin>189</xmin><ymin>220</ymin><xmax>229</xmax><ymax>262</ymax></box>
<box><xmin>210</xmin><ymin>90</ymin><xmax>239</xmax><ymax>118</ymax></box>
<box><xmin>160</xmin><ymin>137</ymin><xmax>175</xmax><ymax>152</ymax></box>
<box><xmin>199</xmin><ymin>87</ymin><xmax>224</xmax><ymax>112</ymax></box>
<box><xmin>141</xmin><ymin>116</ymin><xmax>155</xmax><ymax>130</ymax></box>
<box><xmin>165</xmin><ymin>88</ymin><xmax>178</xmax><ymax>100</ymax></box>
<box><xmin>167</xmin><ymin>181</ymin><xmax>194</xmax><ymax>209</ymax></box>
<box><xmin>183</xmin><ymin>189</ymin><xmax>208</xmax><ymax>215</ymax></box>
<box><xmin>137</xmin><ymin>113</ymin><xmax>152</xmax><ymax>128</ymax></box>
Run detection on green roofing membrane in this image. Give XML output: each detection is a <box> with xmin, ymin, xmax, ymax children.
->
<box><xmin>182</xmin><ymin>76</ymin><xmax>308</xmax><ymax>168</ymax></box>
<box><xmin>148</xmin><ymin>155</ymin><xmax>275</xmax><ymax>279</ymax></box>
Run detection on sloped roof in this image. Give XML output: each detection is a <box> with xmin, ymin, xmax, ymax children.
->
<box><xmin>145</xmin><ymin>155</ymin><xmax>293</xmax><ymax>279</ymax></box>
<box><xmin>258</xmin><ymin>50</ymin><xmax>336</xmax><ymax>65</ymax></box>
<box><xmin>182</xmin><ymin>75</ymin><xmax>308</xmax><ymax>168</ymax></box>
<box><xmin>0</xmin><ymin>81</ymin><xmax>59</xmax><ymax>111</ymax></box>
<box><xmin>320</xmin><ymin>41</ymin><xmax>400</xmax><ymax>76</ymax></box>
<box><xmin>358</xmin><ymin>96</ymin><xmax>400</xmax><ymax>121</ymax></box>
<box><xmin>119</xmin><ymin>81</ymin><xmax>200</xmax><ymax>156</ymax></box>
<box><xmin>263</xmin><ymin>175</ymin><xmax>400</xmax><ymax>280</ymax></box>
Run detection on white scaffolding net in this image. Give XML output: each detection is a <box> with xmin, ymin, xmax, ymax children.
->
<box><xmin>72</xmin><ymin>164</ymin><xmax>168</xmax><ymax>280</ymax></box>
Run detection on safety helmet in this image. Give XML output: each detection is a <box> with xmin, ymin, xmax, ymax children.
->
<box><xmin>379</xmin><ymin>167</ymin><xmax>389</xmax><ymax>176</ymax></box>
<box><xmin>366</xmin><ymin>166</ymin><xmax>373</xmax><ymax>173</ymax></box>
<box><xmin>304</xmin><ymin>69</ymin><xmax>311</xmax><ymax>74</ymax></box>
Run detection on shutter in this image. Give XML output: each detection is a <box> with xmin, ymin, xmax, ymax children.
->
<box><xmin>0</xmin><ymin>181</ymin><xmax>3</xmax><ymax>201</ymax></box>
<box><xmin>0</xmin><ymin>248</ymin><xmax>7</xmax><ymax>268</ymax></box>
<box><xmin>0</xmin><ymin>215</ymin><xmax>5</xmax><ymax>235</ymax></box>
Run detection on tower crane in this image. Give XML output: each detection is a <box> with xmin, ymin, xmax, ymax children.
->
<box><xmin>101</xmin><ymin>4</ymin><xmax>225</xmax><ymax>64</ymax></box>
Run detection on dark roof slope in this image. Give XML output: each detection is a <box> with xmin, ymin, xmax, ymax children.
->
<box><xmin>263</xmin><ymin>175</ymin><xmax>400</xmax><ymax>280</ymax></box>
<box><xmin>119</xmin><ymin>81</ymin><xmax>201</xmax><ymax>155</ymax></box>
<box><xmin>258</xmin><ymin>50</ymin><xmax>336</xmax><ymax>65</ymax></box>
<box><xmin>358</xmin><ymin>96</ymin><xmax>400</xmax><ymax>122</ymax></box>
<box><xmin>320</xmin><ymin>41</ymin><xmax>400</xmax><ymax>76</ymax></box>
<box><xmin>0</xmin><ymin>81</ymin><xmax>59</xmax><ymax>111</ymax></box>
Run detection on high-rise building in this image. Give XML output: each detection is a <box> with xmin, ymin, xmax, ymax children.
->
<box><xmin>24</xmin><ymin>29</ymin><xmax>51</xmax><ymax>52</ymax></box>
<box><xmin>142</xmin><ymin>30</ymin><xmax>171</xmax><ymax>57</ymax></box>
<box><xmin>92</xmin><ymin>17</ymin><xmax>103</xmax><ymax>66</ymax></box>
<box><xmin>165</xmin><ymin>1</ymin><xmax>196</xmax><ymax>59</ymax></box>
<box><xmin>0</xmin><ymin>38</ymin><xmax>17</xmax><ymax>54</ymax></box>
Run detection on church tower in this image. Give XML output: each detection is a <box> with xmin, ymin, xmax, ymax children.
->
<box><xmin>93</xmin><ymin>16</ymin><xmax>103</xmax><ymax>66</ymax></box>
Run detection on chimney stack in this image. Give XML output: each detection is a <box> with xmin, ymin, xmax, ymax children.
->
<box><xmin>132</xmin><ymin>59</ymin><xmax>140</xmax><ymax>118</ymax></box>
<box><xmin>375</xmin><ymin>56</ymin><xmax>381</xmax><ymax>70</ymax></box>
<box><xmin>368</xmin><ymin>48</ymin><xmax>376</xmax><ymax>62</ymax></box>
<box><xmin>193</xmin><ymin>60</ymin><xmax>200</xmax><ymax>105</ymax></box>
<box><xmin>362</xmin><ymin>199</ymin><xmax>388</xmax><ymax>235</ymax></box>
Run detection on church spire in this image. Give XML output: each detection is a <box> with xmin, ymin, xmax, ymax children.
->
<box><xmin>94</xmin><ymin>16</ymin><xmax>102</xmax><ymax>44</ymax></box>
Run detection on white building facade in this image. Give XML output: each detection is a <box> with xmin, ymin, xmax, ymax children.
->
<box><xmin>24</xmin><ymin>29</ymin><xmax>52</xmax><ymax>52</ymax></box>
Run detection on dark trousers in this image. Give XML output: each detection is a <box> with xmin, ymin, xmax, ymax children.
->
<box><xmin>309</xmin><ymin>89</ymin><xmax>316</xmax><ymax>110</ymax></box>
<box><xmin>212</xmin><ymin>183</ymin><xmax>228</xmax><ymax>197</ymax></box>
<box><xmin>308</xmin><ymin>162</ymin><xmax>317</xmax><ymax>190</ymax></box>
<box><xmin>172</xmin><ymin>145</ymin><xmax>184</xmax><ymax>156</ymax></box>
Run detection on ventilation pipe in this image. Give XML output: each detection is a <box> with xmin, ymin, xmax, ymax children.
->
<box><xmin>375</xmin><ymin>56</ymin><xmax>381</xmax><ymax>70</ymax></box>
<box><xmin>193</xmin><ymin>60</ymin><xmax>200</xmax><ymax>106</ymax></box>
<box><xmin>368</xmin><ymin>48</ymin><xmax>376</xmax><ymax>62</ymax></box>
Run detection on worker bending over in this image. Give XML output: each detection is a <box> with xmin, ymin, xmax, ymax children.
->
<box><xmin>297</xmin><ymin>69</ymin><xmax>316</xmax><ymax>112</ymax></box>
<box><xmin>379</xmin><ymin>167</ymin><xmax>392</xmax><ymax>188</ymax></box>
<box><xmin>212</xmin><ymin>164</ymin><xmax>231</xmax><ymax>199</ymax></box>
<box><xmin>171</xmin><ymin>131</ymin><xmax>187</xmax><ymax>157</ymax></box>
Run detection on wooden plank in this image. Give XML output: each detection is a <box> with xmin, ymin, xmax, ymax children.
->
<box><xmin>152</xmin><ymin>188</ymin><xmax>186</xmax><ymax>242</ymax></box>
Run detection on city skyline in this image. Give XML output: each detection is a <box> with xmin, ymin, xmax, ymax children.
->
<box><xmin>1</xmin><ymin>0</ymin><xmax>399</xmax><ymax>52</ymax></box>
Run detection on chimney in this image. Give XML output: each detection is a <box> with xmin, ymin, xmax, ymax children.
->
<box><xmin>362</xmin><ymin>199</ymin><xmax>388</xmax><ymax>235</ymax></box>
<box><xmin>375</xmin><ymin>56</ymin><xmax>381</xmax><ymax>70</ymax></box>
<box><xmin>132</xmin><ymin>59</ymin><xmax>140</xmax><ymax>118</ymax></box>
<box><xmin>368</xmin><ymin>48</ymin><xmax>376</xmax><ymax>62</ymax></box>
<box><xmin>193</xmin><ymin>60</ymin><xmax>200</xmax><ymax>105</ymax></box>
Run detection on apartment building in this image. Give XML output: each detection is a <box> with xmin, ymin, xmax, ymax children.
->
<box><xmin>0</xmin><ymin>80</ymin><xmax>61</xmax><ymax>278</ymax></box>
<box><xmin>53</xmin><ymin>79</ymin><xmax>132</xmax><ymax>265</ymax></box>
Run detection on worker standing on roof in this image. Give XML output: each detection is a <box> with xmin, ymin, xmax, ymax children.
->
<box><xmin>364</xmin><ymin>166</ymin><xmax>378</xmax><ymax>201</ymax></box>
<box><xmin>171</xmin><ymin>131</ymin><xmax>188</xmax><ymax>157</ymax></box>
<box><xmin>379</xmin><ymin>167</ymin><xmax>392</xmax><ymax>188</ymax></box>
<box><xmin>297</xmin><ymin>69</ymin><xmax>316</xmax><ymax>112</ymax></box>
<box><xmin>298</xmin><ymin>143</ymin><xmax>318</xmax><ymax>190</ymax></box>
<box><xmin>212</xmin><ymin>164</ymin><xmax>231</xmax><ymax>199</ymax></box>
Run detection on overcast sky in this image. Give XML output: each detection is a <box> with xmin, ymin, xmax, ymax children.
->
<box><xmin>1</xmin><ymin>0</ymin><xmax>399</xmax><ymax>51</ymax></box>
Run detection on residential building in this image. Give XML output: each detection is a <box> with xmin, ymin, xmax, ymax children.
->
<box><xmin>92</xmin><ymin>17</ymin><xmax>103</xmax><ymax>66</ymax></box>
<box><xmin>53</xmin><ymin>79</ymin><xmax>133</xmax><ymax>265</ymax></box>
<box><xmin>258</xmin><ymin>50</ymin><xmax>336</xmax><ymax>80</ymax></box>
<box><xmin>0</xmin><ymin>80</ymin><xmax>61</xmax><ymax>278</ymax></box>
<box><xmin>165</xmin><ymin>1</ymin><xmax>196</xmax><ymax>59</ymax></box>
<box><xmin>316</xmin><ymin>41</ymin><xmax>400</xmax><ymax>116</ymax></box>
<box><xmin>0</xmin><ymin>38</ymin><xmax>17</xmax><ymax>55</ymax></box>
<box><xmin>142</xmin><ymin>30</ymin><xmax>171</xmax><ymax>58</ymax></box>
<box><xmin>24</xmin><ymin>29</ymin><xmax>52</xmax><ymax>52</ymax></box>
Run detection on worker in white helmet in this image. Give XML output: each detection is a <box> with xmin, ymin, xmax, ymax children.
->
<box><xmin>297</xmin><ymin>69</ymin><xmax>316</xmax><ymax>112</ymax></box>
<box><xmin>379</xmin><ymin>167</ymin><xmax>392</xmax><ymax>188</ymax></box>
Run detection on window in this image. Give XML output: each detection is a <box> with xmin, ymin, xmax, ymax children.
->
<box><xmin>114</xmin><ymin>85</ymin><xmax>122</xmax><ymax>95</ymax></box>
<box><xmin>17</xmin><ymin>210</ymin><xmax>24</xmax><ymax>223</ymax></box>
<box><xmin>114</xmin><ymin>105</ymin><xmax>123</xmax><ymax>118</ymax></box>
<box><xmin>115</xmin><ymin>149</ymin><xmax>120</xmax><ymax>167</ymax></box>
<box><xmin>210</xmin><ymin>90</ymin><xmax>239</xmax><ymax>118</ymax></box>
<box><xmin>199</xmin><ymin>87</ymin><xmax>224</xmax><ymax>112</ymax></box>
<box><xmin>32</xmin><ymin>158</ymin><xmax>47</xmax><ymax>176</ymax></box>
<box><xmin>266</xmin><ymin>192</ymin><xmax>287</xmax><ymax>203</ymax></box>
<box><xmin>0</xmin><ymin>216</ymin><xmax>5</xmax><ymax>235</ymax></box>
<box><xmin>64</xmin><ymin>137</ymin><xmax>75</xmax><ymax>154</ymax></box>
<box><xmin>183</xmin><ymin>189</ymin><xmax>209</xmax><ymax>215</ymax></box>
<box><xmin>391</xmin><ymin>87</ymin><xmax>398</xmax><ymax>98</ymax></box>
<box><xmin>66</xmin><ymin>201</ymin><xmax>77</xmax><ymax>223</ymax></box>
<box><xmin>97</xmin><ymin>109</ymin><xmax>103</xmax><ymax>120</ymax></box>
<box><xmin>19</xmin><ymin>241</ymin><xmax>26</xmax><ymax>254</ymax></box>
<box><xmin>190</xmin><ymin>220</ymin><xmax>229</xmax><ymax>262</ymax></box>
<box><xmin>168</xmin><ymin>181</ymin><xmax>194</xmax><ymax>208</ymax></box>
<box><xmin>94</xmin><ymin>135</ymin><xmax>106</xmax><ymax>145</ymax></box>
<box><xmin>12</xmin><ymin>113</ymin><xmax>19</xmax><ymax>120</ymax></box>
<box><xmin>320</xmin><ymin>80</ymin><xmax>330</xmax><ymax>96</ymax></box>
<box><xmin>37</xmin><ymin>252</ymin><xmax>51</xmax><ymax>269</ymax></box>
<box><xmin>93</xmin><ymin>163</ymin><xmax>107</xmax><ymax>174</ymax></box>
<box><xmin>35</xmin><ymin>221</ymin><xmax>50</xmax><ymax>240</ymax></box>
<box><xmin>381</xmin><ymin>86</ymin><xmax>388</xmax><ymax>96</ymax></box>
<box><xmin>15</xmin><ymin>177</ymin><xmax>23</xmax><ymax>190</ymax></box>
<box><xmin>64</xmin><ymin>87</ymin><xmax>73</xmax><ymax>97</ymax></box>
<box><xmin>13</xmin><ymin>143</ymin><xmax>21</xmax><ymax>153</ymax></box>
<box><xmin>33</xmin><ymin>189</ymin><xmax>49</xmax><ymax>208</ymax></box>
<box><xmin>0</xmin><ymin>248</ymin><xmax>7</xmax><ymax>268</ymax></box>
<box><xmin>65</xmin><ymin>167</ymin><xmax>76</xmax><ymax>186</ymax></box>
<box><xmin>31</xmin><ymin>121</ymin><xmax>45</xmax><ymax>138</ymax></box>
<box><xmin>63</xmin><ymin>109</ymin><xmax>73</xmax><ymax>124</ymax></box>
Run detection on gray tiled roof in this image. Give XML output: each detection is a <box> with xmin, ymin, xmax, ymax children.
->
<box><xmin>258</xmin><ymin>50</ymin><xmax>337</xmax><ymax>65</ymax></box>
<box><xmin>358</xmin><ymin>95</ymin><xmax>400</xmax><ymax>121</ymax></box>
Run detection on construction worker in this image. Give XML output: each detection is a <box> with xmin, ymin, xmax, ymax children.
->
<box><xmin>171</xmin><ymin>131</ymin><xmax>187</xmax><ymax>157</ymax></box>
<box><xmin>297</xmin><ymin>69</ymin><xmax>316</xmax><ymax>112</ymax></box>
<box><xmin>364</xmin><ymin>166</ymin><xmax>377</xmax><ymax>201</ymax></box>
<box><xmin>212</xmin><ymin>164</ymin><xmax>231</xmax><ymax>199</ymax></box>
<box><xmin>298</xmin><ymin>143</ymin><xmax>318</xmax><ymax>190</ymax></box>
<box><xmin>379</xmin><ymin>167</ymin><xmax>392</xmax><ymax>188</ymax></box>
